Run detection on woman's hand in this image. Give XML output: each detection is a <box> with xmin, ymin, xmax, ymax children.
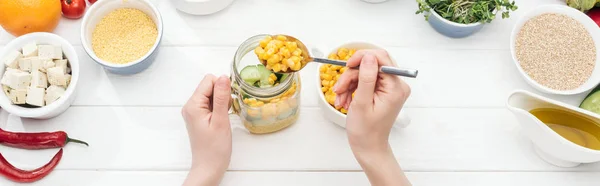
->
<box><xmin>334</xmin><ymin>49</ymin><xmax>412</xmax><ymax>186</ymax></box>
<box><xmin>182</xmin><ymin>75</ymin><xmax>232</xmax><ymax>186</ymax></box>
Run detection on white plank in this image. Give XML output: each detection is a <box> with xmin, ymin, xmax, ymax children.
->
<box><xmin>0</xmin><ymin>46</ymin><xmax>583</xmax><ymax>107</ymax></box>
<box><xmin>0</xmin><ymin>0</ymin><xmax>565</xmax><ymax>49</ymax></box>
<box><xmin>1</xmin><ymin>107</ymin><xmax>598</xmax><ymax>171</ymax></box>
<box><xmin>71</xmin><ymin>46</ymin><xmax>589</xmax><ymax>107</ymax></box>
<box><xmin>2</xmin><ymin>171</ymin><xmax>600</xmax><ymax>186</ymax></box>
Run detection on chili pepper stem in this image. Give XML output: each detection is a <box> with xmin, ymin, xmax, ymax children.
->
<box><xmin>66</xmin><ymin>137</ymin><xmax>89</xmax><ymax>147</ymax></box>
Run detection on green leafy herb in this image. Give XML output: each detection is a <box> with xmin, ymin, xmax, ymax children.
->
<box><xmin>416</xmin><ymin>0</ymin><xmax>518</xmax><ymax>24</ymax></box>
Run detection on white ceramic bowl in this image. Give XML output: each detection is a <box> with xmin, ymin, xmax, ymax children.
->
<box><xmin>510</xmin><ymin>5</ymin><xmax>600</xmax><ymax>95</ymax></box>
<box><xmin>316</xmin><ymin>42</ymin><xmax>411</xmax><ymax>128</ymax></box>
<box><xmin>0</xmin><ymin>33</ymin><xmax>79</xmax><ymax>119</ymax></box>
<box><xmin>173</xmin><ymin>0</ymin><xmax>235</xmax><ymax>15</ymax></box>
<box><xmin>81</xmin><ymin>0</ymin><xmax>163</xmax><ymax>75</ymax></box>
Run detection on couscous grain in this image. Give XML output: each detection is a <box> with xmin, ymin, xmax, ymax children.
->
<box><xmin>92</xmin><ymin>8</ymin><xmax>158</xmax><ymax>64</ymax></box>
<box><xmin>516</xmin><ymin>13</ymin><xmax>596</xmax><ymax>91</ymax></box>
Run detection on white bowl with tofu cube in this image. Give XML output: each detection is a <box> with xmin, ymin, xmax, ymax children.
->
<box><xmin>0</xmin><ymin>32</ymin><xmax>79</xmax><ymax>119</ymax></box>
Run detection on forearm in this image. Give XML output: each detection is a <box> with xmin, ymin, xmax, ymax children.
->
<box><xmin>183</xmin><ymin>167</ymin><xmax>224</xmax><ymax>186</ymax></box>
<box><xmin>353</xmin><ymin>145</ymin><xmax>411</xmax><ymax>186</ymax></box>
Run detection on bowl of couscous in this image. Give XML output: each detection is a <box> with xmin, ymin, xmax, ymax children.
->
<box><xmin>80</xmin><ymin>0</ymin><xmax>163</xmax><ymax>75</ymax></box>
<box><xmin>316</xmin><ymin>42</ymin><xmax>411</xmax><ymax>129</ymax></box>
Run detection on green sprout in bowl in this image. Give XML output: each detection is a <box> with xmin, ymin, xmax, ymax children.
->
<box><xmin>416</xmin><ymin>0</ymin><xmax>518</xmax><ymax>24</ymax></box>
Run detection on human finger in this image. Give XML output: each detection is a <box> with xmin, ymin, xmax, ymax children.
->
<box><xmin>210</xmin><ymin>76</ymin><xmax>232</xmax><ymax>128</ymax></box>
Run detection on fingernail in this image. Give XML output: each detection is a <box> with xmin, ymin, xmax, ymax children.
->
<box><xmin>363</xmin><ymin>54</ymin><xmax>376</xmax><ymax>65</ymax></box>
<box><xmin>216</xmin><ymin>76</ymin><xmax>229</xmax><ymax>89</ymax></box>
<box><xmin>333</xmin><ymin>83</ymin><xmax>338</xmax><ymax>92</ymax></box>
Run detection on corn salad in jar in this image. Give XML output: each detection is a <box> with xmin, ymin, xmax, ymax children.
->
<box><xmin>320</xmin><ymin>48</ymin><xmax>356</xmax><ymax>114</ymax></box>
<box><xmin>230</xmin><ymin>35</ymin><xmax>301</xmax><ymax>134</ymax></box>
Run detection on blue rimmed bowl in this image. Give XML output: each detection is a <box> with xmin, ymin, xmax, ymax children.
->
<box><xmin>427</xmin><ymin>10</ymin><xmax>484</xmax><ymax>38</ymax></box>
<box><xmin>80</xmin><ymin>0</ymin><xmax>163</xmax><ymax>75</ymax></box>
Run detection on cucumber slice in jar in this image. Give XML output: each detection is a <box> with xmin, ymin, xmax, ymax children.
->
<box><xmin>240</xmin><ymin>65</ymin><xmax>261</xmax><ymax>85</ymax></box>
<box><xmin>580</xmin><ymin>89</ymin><xmax>600</xmax><ymax>115</ymax></box>
<box><xmin>256</xmin><ymin>64</ymin><xmax>272</xmax><ymax>86</ymax></box>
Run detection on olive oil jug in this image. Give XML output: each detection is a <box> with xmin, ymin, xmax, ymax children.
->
<box><xmin>507</xmin><ymin>90</ymin><xmax>600</xmax><ymax>167</ymax></box>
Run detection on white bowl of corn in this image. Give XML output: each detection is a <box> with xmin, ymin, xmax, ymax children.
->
<box><xmin>316</xmin><ymin>42</ymin><xmax>411</xmax><ymax>129</ymax></box>
<box><xmin>80</xmin><ymin>0</ymin><xmax>163</xmax><ymax>75</ymax></box>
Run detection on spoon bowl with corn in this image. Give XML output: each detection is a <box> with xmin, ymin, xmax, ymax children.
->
<box><xmin>254</xmin><ymin>34</ymin><xmax>418</xmax><ymax>78</ymax></box>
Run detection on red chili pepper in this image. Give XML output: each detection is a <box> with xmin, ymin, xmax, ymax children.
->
<box><xmin>0</xmin><ymin>128</ymin><xmax>88</xmax><ymax>150</ymax></box>
<box><xmin>0</xmin><ymin>149</ymin><xmax>63</xmax><ymax>183</ymax></box>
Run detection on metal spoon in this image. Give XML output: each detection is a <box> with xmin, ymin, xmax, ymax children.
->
<box><xmin>258</xmin><ymin>35</ymin><xmax>419</xmax><ymax>78</ymax></box>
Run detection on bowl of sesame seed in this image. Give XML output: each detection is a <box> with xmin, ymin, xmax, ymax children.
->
<box><xmin>80</xmin><ymin>0</ymin><xmax>163</xmax><ymax>75</ymax></box>
<box><xmin>511</xmin><ymin>5</ymin><xmax>600</xmax><ymax>95</ymax></box>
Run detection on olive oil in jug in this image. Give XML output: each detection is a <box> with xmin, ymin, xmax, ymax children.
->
<box><xmin>530</xmin><ymin>108</ymin><xmax>600</xmax><ymax>150</ymax></box>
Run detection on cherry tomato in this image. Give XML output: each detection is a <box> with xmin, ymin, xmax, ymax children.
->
<box><xmin>588</xmin><ymin>8</ymin><xmax>600</xmax><ymax>27</ymax></box>
<box><xmin>88</xmin><ymin>0</ymin><xmax>98</xmax><ymax>4</ymax></box>
<box><xmin>61</xmin><ymin>0</ymin><xmax>86</xmax><ymax>19</ymax></box>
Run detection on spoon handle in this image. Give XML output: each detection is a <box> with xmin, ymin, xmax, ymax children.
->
<box><xmin>313</xmin><ymin>58</ymin><xmax>418</xmax><ymax>78</ymax></box>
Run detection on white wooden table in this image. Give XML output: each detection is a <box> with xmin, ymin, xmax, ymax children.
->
<box><xmin>1</xmin><ymin>0</ymin><xmax>600</xmax><ymax>185</ymax></box>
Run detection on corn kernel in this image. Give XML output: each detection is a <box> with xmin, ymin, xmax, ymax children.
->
<box><xmin>286</xmin><ymin>58</ymin><xmax>295</xmax><ymax>67</ymax></box>
<box><xmin>279</xmin><ymin>47</ymin><xmax>291</xmax><ymax>58</ymax></box>
<box><xmin>328</xmin><ymin>53</ymin><xmax>338</xmax><ymax>60</ymax></box>
<box><xmin>275</xmin><ymin>40</ymin><xmax>284</xmax><ymax>48</ymax></box>
<box><xmin>273</xmin><ymin>63</ymin><xmax>282</xmax><ymax>72</ymax></box>
<box><xmin>329</xmin><ymin>80</ymin><xmax>335</xmax><ymax>87</ymax></box>
<box><xmin>343</xmin><ymin>55</ymin><xmax>350</xmax><ymax>61</ymax></box>
<box><xmin>321</xmin><ymin>74</ymin><xmax>333</xmax><ymax>81</ymax></box>
<box><xmin>290</xmin><ymin>56</ymin><xmax>301</xmax><ymax>64</ymax></box>
<box><xmin>286</xmin><ymin>42</ymin><xmax>297</xmax><ymax>52</ymax></box>
<box><xmin>341</xmin><ymin>108</ymin><xmax>348</xmax><ymax>114</ymax></box>
<box><xmin>320</xmin><ymin>65</ymin><xmax>327</xmax><ymax>72</ymax></box>
<box><xmin>337</xmin><ymin>48</ymin><xmax>349</xmax><ymax>59</ymax></box>
<box><xmin>292</xmin><ymin>48</ymin><xmax>302</xmax><ymax>56</ymax></box>
<box><xmin>276</xmin><ymin>35</ymin><xmax>287</xmax><ymax>41</ymax></box>
<box><xmin>321</xmin><ymin>87</ymin><xmax>328</xmax><ymax>92</ymax></box>
<box><xmin>322</xmin><ymin>80</ymin><xmax>329</xmax><ymax>86</ymax></box>
<box><xmin>293</xmin><ymin>62</ymin><xmax>302</xmax><ymax>71</ymax></box>
<box><xmin>326</xmin><ymin>95</ymin><xmax>335</xmax><ymax>105</ymax></box>
<box><xmin>340</xmin><ymin>67</ymin><xmax>347</xmax><ymax>74</ymax></box>
<box><xmin>349</xmin><ymin>49</ymin><xmax>356</xmax><ymax>56</ymax></box>
<box><xmin>281</xmin><ymin>63</ymin><xmax>289</xmax><ymax>72</ymax></box>
<box><xmin>267</xmin><ymin>54</ymin><xmax>281</xmax><ymax>65</ymax></box>
<box><xmin>335</xmin><ymin>74</ymin><xmax>340</xmax><ymax>80</ymax></box>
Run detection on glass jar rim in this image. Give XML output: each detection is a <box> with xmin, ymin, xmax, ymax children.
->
<box><xmin>232</xmin><ymin>34</ymin><xmax>296</xmax><ymax>98</ymax></box>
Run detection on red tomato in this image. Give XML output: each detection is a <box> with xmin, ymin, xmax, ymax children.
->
<box><xmin>588</xmin><ymin>8</ymin><xmax>600</xmax><ymax>27</ymax></box>
<box><xmin>61</xmin><ymin>0</ymin><xmax>86</xmax><ymax>19</ymax></box>
<box><xmin>88</xmin><ymin>0</ymin><xmax>97</xmax><ymax>4</ymax></box>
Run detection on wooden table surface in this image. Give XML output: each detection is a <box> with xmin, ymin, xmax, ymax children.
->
<box><xmin>1</xmin><ymin>0</ymin><xmax>600</xmax><ymax>185</ymax></box>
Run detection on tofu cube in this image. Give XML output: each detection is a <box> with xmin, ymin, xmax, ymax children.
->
<box><xmin>47</xmin><ymin>67</ymin><xmax>67</xmax><ymax>86</ymax></box>
<box><xmin>22</xmin><ymin>42</ymin><xmax>38</xmax><ymax>57</ymax></box>
<box><xmin>26</xmin><ymin>87</ymin><xmax>45</xmax><ymax>107</ymax></box>
<box><xmin>31</xmin><ymin>70</ymin><xmax>48</xmax><ymax>88</ymax></box>
<box><xmin>45</xmin><ymin>85</ymin><xmax>65</xmax><ymax>105</ymax></box>
<box><xmin>1</xmin><ymin>70</ymin><xmax>31</xmax><ymax>90</ymax></box>
<box><xmin>2</xmin><ymin>85</ymin><xmax>10</xmax><ymax>96</ymax></box>
<box><xmin>2</xmin><ymin>51</ymin><xmax>22</xmax><ymax>68</ymax></box>
<box><xmin>42</xmin><ymin>59</ymin><xmax>56</xmax><ymax>72</ymax></box>
<box><xmin>38</xmin><ymin>45</ymin><xmax>62</xmax><ymax>60</ymax></box>
<box><xmin>18</xmin><ymin>57</ymin><xmax>40</xmax><ymax>72</ymax></box>
<box><xmin>53</xmin><ymin>59</ymin><xmax>68</xmax><ymax>72</ymax></box>
<box><xmin>9</xmin><ymin>89</ymin><xmax>27</xmax><ymax>104</ymax></box>
<box><xmin>30</xmin><ymin>58</ymin><xmax>45</xmax><ymax>72</ymax></box>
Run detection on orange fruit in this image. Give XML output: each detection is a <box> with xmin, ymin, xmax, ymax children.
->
<box><xmin>0</xmin><ymin>0</ymin><xmax>62</xmax><ymax>37</ymax></box>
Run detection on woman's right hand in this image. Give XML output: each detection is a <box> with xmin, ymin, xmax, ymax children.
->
<box><xmin>334</xmin><ymin>49</ymin><xmax>412</xmax><ymax>186</ymax></box>
<box><xmin>334</xmin><ymin>49</ymin><xmax>411</xmax><ymax>154</ymax></box>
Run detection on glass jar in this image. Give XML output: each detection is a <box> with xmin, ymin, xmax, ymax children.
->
<box><xmin>230</xmin><ymin>35</ymin><xmax>301</xmax><ymax>134</ymax></box>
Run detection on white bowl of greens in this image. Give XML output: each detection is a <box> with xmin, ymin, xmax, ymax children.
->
<box><xmin>416</xmin><ymin>0</ymin><xmax>518</xmax><ymax>38</ymax></box>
